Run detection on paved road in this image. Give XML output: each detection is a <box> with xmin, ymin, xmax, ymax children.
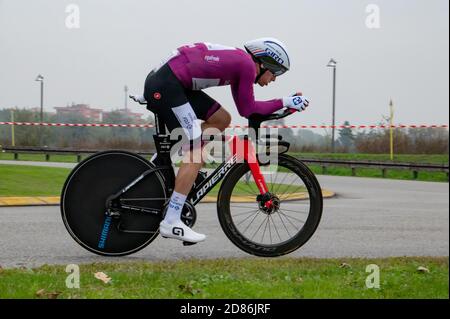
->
<box><xmin>0</xmin><ymin>174</ymin><xmax>448</xmax><ymax>268</ymax></box>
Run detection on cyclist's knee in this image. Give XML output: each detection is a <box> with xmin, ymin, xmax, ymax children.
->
<box><xmin>206</xmin><ymin>107</ymin><xmax>231</xmax><ymax>132</ymax></box>
<box><xmin>220</xmin><ymin>110</ymin><xmax>232</xmax><ymax>131</ymax></box>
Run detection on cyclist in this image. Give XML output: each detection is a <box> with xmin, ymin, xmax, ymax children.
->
<box><xmin>139</xmin><ymin>37</ymin><xmax>309</xmax><ymax>244</ymax></box>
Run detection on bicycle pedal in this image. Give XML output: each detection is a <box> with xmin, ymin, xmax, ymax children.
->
<box><xmin>183</xmin><ymin>241</ymin><xmax>197</xmax><ymax>246</ymax></box>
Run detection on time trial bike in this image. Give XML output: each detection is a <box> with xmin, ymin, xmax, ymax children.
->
<box><xmin>60</xmin><ymin>99</ymin><xmax>323</xmax><ymax>257</ymax></box>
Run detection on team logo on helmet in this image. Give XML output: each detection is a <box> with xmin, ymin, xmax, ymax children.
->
<box><xmin>265</xmin><ymin>48</ymin><xmax>284</xmax><ymax>65</ymax></box>
<box><xmin>264</xmin><ymin>41</ymin><xmax>288</xmax><ymax>65</ymax></box>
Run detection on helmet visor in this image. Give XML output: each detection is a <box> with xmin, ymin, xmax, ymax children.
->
<box><xmin>264</xmin><ymin>64</ymin><xmax>287</xmax><ymax>77</ymax></box>
<box><xmin>259</xmin><ymin>57</ymin><xmax>288</xmax><ymax>77</ymax></box>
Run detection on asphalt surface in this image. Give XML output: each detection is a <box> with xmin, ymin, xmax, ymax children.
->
<box><xmin>0</xmin><ymin>174</ymin><xmax>448</xmax><ymax>268</ymax></box>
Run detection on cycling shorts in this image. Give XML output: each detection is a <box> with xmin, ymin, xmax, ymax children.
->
<box><xmin>143</xmin><ymin>63</ymin><xmax>221</xmax><ymax>140</ymax></box>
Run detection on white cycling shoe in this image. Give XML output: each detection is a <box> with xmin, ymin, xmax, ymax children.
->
<box><xmin>159</xmin><ymin>220</ymin><xmax>206</xmax><ymax>244</ymax></box>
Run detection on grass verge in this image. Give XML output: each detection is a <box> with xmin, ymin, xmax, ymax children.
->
<box><xmin>0</xmin><ymin>164</ymin><xmax>304</xmax><ymax>197</ymax></box>
<box><xmin>290</xmin><ymin>153</ymin><xmax>449</xmax><ymax>164</ymax></box>
<box><xmin>307</xmin><ymin>166</ymin><xmax>449</xmax><ymax>182</ymax></box>
<box><xmin>1</xmin><ymin>152</ymin><xmax>448</xmax><ymax>183</ymax></box>
<box><xmin>2</xmin><ymin>152</ymin><xmax>448</xmax><ymax>165</ymax></box>
<box><xmin>0</xmin><ymin>257</ymin><xmax>447</xmax><ymax>299</ymax></box>
<box><xmin>0</xmin><ymin>165</ymin><xmax>71</xmax><ymax>196</ymax></box>
<box><xmin>289</xmin><ymin>153</ymin><xmax>448</xmax><ymax>182</ymax></box>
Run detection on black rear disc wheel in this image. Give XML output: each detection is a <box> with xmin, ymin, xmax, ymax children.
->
<box><xmin>60</xmin><ymin>151</ymin><xmax>168</xmax><ymax>256</ymax></box>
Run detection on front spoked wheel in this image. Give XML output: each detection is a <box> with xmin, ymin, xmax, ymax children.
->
<box><xmin>217</xmin><ymin>154</ymin><xmax>323</xmax><ymax>257</ymax></box>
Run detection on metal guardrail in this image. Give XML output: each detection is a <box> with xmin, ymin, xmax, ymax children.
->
<box><xmin>0</xmin><ymin>146</ymin><xmax>154</xmax><ymax>162</ymax></box>
<box><xmin>296</xmin><ymin>158</ymin><xmax>449</xmax><ymax>179</ymax></box>
<box><xmin>1</xmin><ymin>146</ymin><xmax>448</xmax><ymax>180</ymax></box>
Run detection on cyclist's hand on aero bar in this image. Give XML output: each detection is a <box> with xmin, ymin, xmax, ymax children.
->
<box><xmin>282</xmin><ymin>94</ymin><xmax>310</xmax><ymax>112</ymax></box>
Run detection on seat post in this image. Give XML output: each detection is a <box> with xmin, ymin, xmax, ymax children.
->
<box><xmin>152</xmin><ymin>112</ymin><xmax>173</xmax><ymax>167</ymax></box>
<box><xmin>154</xmin><ymin>113</ymin><xmax>167</xmax><ymax>135</ymax></box>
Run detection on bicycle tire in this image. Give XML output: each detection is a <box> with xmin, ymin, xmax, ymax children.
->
<box><xmin>60</xmin><ymin>150</ymin><xmax>168</xmax><ymax>256</ymax></box>
<box><xmin>217</xmin><ymin>154</ymin><xmax>323</xmax><ymax>257</ymax></box>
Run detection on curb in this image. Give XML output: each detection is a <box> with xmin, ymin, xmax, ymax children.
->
<box><xmin>0</xmin><ymin>196</ymin><xmax>60</xmax><ymax>207</ymax></box>
<box><xmin>202</xmin><ymin>189</ymin><xmax>335</xmax><ymax>203</ymax></box>
<box><xmin>0</xmin><ymin>190</ymin><xmax>335</xmax><ymax>207</ymax></box>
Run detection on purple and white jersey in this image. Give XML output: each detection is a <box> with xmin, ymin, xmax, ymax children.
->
<box><xmin>167</xmin><ymin>42</ymin><xmax>284</xmax><ymax>118</ymax></box>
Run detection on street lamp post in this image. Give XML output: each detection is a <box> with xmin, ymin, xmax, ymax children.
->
<box><xmin>326</xmin><ymin>59</ymin><xmax>337</xmax><ymax>153</ymax></box>
<box><xmin>10</xmin><ymin>109</ymin><xmax>15</xmax><ymax>146</ymax></box>
<box><xmin>35</xmin><ymin>74</ymin><xmax>44</xmax><ymax>145</ymax></box>
<box><xmin>389</xmin><ymin>99</ymin><xmax>394</xmax><ymax>161</ymax></box>
<box><xmin>35</xmin><ymin>74</ymin><xmax>44</xmax><ymax>123</ymax></box>
<box><xmin>124</xmin><ymin>85</ymin><xmax>128</xmax><ymax>110</ymax></box>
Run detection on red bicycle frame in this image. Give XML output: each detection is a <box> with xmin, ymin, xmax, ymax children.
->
<box><xmin>229</xmin><ymin>135</ymin><xmax>273</xmax><ymax>209</ymax></box>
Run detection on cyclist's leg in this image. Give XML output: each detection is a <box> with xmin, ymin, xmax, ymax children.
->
<box><xmin>202</xmin><ymin>106</ymin><xmax>231</xmax><ymax>132</ymax></box>
<box><xmin>186</xmin><ymin>89</ymin><xmax>231</xmax><ymax>133</ymax></box>
<box><xmin>174</xmin><ymin>91</ymin><xmax>231</xmax><ymax>193</ymax></box>
<box><xmin>144</xmin><ymin>64</ymin><xmax>206</xmax><ymax>242</ymax></box>
<box><xmin>159</xmin><ymin>93</ymin><xmax>230</xmax><ymax>242</ymax></box>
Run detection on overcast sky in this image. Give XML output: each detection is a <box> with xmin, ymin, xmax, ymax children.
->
<box><xmin>0</xmin><ymin>0</ymin><xmax>448</xmax><ymax>126</ymax></box>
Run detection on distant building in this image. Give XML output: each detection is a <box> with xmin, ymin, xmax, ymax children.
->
<box><xmin>53</xmin><ymin>104</ymin><xmax>145</xmax><ymax>123</ymax></box>
<box><xmin>103</xmin><ymin>108</ymin><xmax>145</xmax><ymax>123</ymax></box>
<box><xmin>54</xmin><ymin>104</ymin><xmax>103</xmax><ymax>122</ymax></box>
<box><xmin>28</xmin><ymin>107</ymin><xmax>41</xmax><ymax>113</ymax></box>
<box><xmin>117</xmin><ymin>108</ymin><xmax>143</xmax><ymax>121</ymax></box>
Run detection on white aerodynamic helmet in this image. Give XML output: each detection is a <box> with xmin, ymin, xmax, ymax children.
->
<box><xmin>244</xmin><ymin>37</ymin><xmax>291</xmax><ymax>76</ymax></box>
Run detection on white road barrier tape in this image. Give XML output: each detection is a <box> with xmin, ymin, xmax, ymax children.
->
<box><xmin>0</xmin><ymin>122</ymin><xmax>448</xmax><ymax>129</ymax></box>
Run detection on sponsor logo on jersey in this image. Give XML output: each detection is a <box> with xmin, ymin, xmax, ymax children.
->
<box><xmin>205</xmin><ymin>55</ymin><xmax>220</xmax><ymax>62</ymax></box>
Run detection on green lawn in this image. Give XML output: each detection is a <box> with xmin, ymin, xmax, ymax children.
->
<box><xmin>306</xmin><ymin>166</ymin><xmax>449</xmax><ymax>182</ymax></box>
<box><xmin>287</xmin><ymin>153</ymin><xmax>449</xmax><ymax>182</ymax></box>
<box><xmin>0</xmin><ymin>164</ymin><xmax>304</xmax><ymax>197</ymax></box>
<box><xmin>0</xmin><ymin>152</ymin><xmax>85</xmax><ymax>163</ymax></box>
<box><xmin>290</xmin><ymin>153</ymin><xmax>449</xmax><ymax>165</ymax></box>
<box><xmin>0</xmin><ymin>257</ymin><xmax>447</xmax><ymax>299</ymax></box>
<box><xmin>2</xmin><ymin>151</ymin><xmax>448</xmax><ymax>165</ymax></box>
<box><xmin>0</xmin><ymin>151</ymin><xmax>448</xmax><ymax>198</ymax></box>
<box><xmin>0</xmin><ymin>165</ymin><xmax>71</xmax><ymax>196</ymax></box>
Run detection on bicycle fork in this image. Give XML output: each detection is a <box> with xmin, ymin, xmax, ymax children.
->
<box><xmin>229</xmin><ymin>136</ymin><xmax>274</xmax><ymax>209</ymax></box>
